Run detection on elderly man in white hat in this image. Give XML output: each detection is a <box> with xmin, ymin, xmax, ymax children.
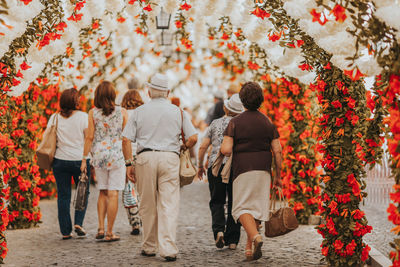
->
<box><xmin>197</xmin><ymin>93</ymin><xmax>244</xmax><ymax>250</ymax></box>
<box><xmin>122</xmin><ymin>73</ymin><xmax>197</xmax><ymax>261</ymax></box>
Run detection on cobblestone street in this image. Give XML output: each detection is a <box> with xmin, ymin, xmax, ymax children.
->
<box><xmin>5</xmin><ymin>182</ymin><xmax>327</xmax><ymax>266</ymax></box>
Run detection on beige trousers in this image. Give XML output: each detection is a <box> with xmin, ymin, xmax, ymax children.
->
<box><xmin>135</xmin><ymin>151</ymin><xmax>180</xmax><ymax>257</ymax></box>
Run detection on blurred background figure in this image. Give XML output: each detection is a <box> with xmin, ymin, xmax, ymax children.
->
<box><xmin>205</xmin><ymin>90</ymin><xmax>225</xmax><ymax>126</ymax></box>
<box><xmin>116</xmin><ymin>77</ymin><xmax>149</xmax><ymax>105</ymax></box>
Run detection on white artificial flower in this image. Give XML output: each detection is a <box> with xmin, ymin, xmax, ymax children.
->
<box><xmin>330</xmin><ymin>54</ymin><xmax>350</xmax><ymax>70</ymax></box>
<box><xmin>8</xmin><ymin>81</ymin><xmax>30</xmax><ymax>97</ymax></box>
<box><xmin>283</xmin><ymin>0</ymin><xmax>315</xmax><ymax>19</ymax></box>
<box><xmin>316</xmin><ymin>31</ymin><xmax>356</xmax><ymax>56</ymax></box>
<box><xmin>375</xmin><ymin>5</ymin><xmax>400</xmax><ymax>32</ymax></box>
<box><xmin>105</xmin><ymin>0</ymin><xmax>125</xmax><ymax>14</ymax></box>
<box><xmin>374</xmin><ymin>0</ymin><xmax>396</xmax><ymax>9</ymax></box>
<box><xmin>164</xmin><ymin>0</ymin><xmax>178</xmax><ymax>14</ymax></box>
<box><xmin>86</xmin><ymin>0</ymin><xmax>106</xmax><ymax>18</ymax></box>
<box><xmin>355</xmin><ymin>55</ymin><xmax>382</xmax><ymax>77</ymax></box>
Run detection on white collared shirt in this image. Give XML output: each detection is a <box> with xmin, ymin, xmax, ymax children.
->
<box><xmin>122</xmin><ymin>98</ymin><xmax>197</xmax><ymax>154</ymax></box>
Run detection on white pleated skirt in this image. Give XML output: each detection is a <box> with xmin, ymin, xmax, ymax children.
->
<box><xmin>232</xmin><ymin>170</ymin><xmax>271</xmax><ymax>222</ymax></box>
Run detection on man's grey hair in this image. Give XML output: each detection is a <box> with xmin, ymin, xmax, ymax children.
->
<box><xmin>128</xmin><ymin>77</ymin><xmax>140</xmax><ymax>90</ymax></box>
<box><xmin>149</xmin><ymin>88</ymin><xmax>169</xmax><ymax>99</ymax></box>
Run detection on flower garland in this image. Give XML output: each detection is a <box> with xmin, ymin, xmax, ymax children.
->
<box><xmin>256</xmin><ymin>0</ymin><xmax>372</xmax><ymax>265</ymax></box>
<box><xmin>0</xmin><ymin>170</ymin><xmax>8</xmax><ymax>263</ymax></box>
<box><xmin>280</xmin><ymin>77</ymin><xmax>322</xmax><ymax>224</ymax></box>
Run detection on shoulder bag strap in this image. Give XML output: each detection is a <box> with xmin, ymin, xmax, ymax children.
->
<box><xmin>179</xmin><ymin>108</ymin><xmax>186</xmax><ymax>145</ymax></box>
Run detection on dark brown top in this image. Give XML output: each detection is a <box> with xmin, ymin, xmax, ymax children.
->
<box><xmin>223</xmin><ymin>110</ymin><xmax>280</xmax><ymax>180</ymax></box>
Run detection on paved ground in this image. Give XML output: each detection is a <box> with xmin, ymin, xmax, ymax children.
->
<box><xmin>4</xmin><ymin>182</ymin><xmax>327</xmax><ymax>267</ymax></box>
<box><xmin>363</xmin><ymin>203</ymin><xmax>396</xmax><ymax>258</ymax></box>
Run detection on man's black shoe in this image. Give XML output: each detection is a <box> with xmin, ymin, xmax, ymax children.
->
<box><xmin>141</xmin><ymin>250</ymin><xmax>156</xmax><ymax>257</ymax></box>
<box><xmin>131</xmin><ymin>228</ymin><xmax>140</xmax><ymax>235</ymax></box>
<box><xmin>164</xmin><ymin>256</ymin><xmax>177</xmax><ymax>262</ymax></box>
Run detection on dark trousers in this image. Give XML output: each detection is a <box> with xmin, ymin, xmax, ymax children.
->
<box><xmin>207</xmin><ymin>167</ymin><xmax>241</xmax><ymax>245</ymax></box>
<box><xmin>52</xmin><ymin>158</ymin><xmax>90</xmax><ymax>236</ymax></box>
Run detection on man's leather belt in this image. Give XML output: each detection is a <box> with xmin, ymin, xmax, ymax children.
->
<box><xmin>138</xmin><ymin>148</ymin><xmax>179</xmax><ymax>156</ymax></box>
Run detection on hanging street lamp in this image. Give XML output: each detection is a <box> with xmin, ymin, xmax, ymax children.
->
<box><xmin>156</xmin><ymin>8</ymin><xmax>171</xmax><ymax>30</ymax></box>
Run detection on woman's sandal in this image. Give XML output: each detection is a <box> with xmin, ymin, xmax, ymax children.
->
<box><xmin>252</xmin><ymin>234</ymin><xmax>263</xmax><ymax>261</ymax></box>
<box><xmin>245</xmin><ymin>249</ymin><xmax>253</xmax><ymax>261</ymax></box>
<box><xmin>96</xmin><ymin>229</ymin><xmax>105</xmax><ymax>240</ymax></box>
<box><xmin>105</xmin><ymin>233</ymin><xmax>120</xmax><ymax>242</ymax></box>
<box><xmin>74</xmin><ymin>225</ymin><xmax>87</xmax><ymax>236</ymax></box>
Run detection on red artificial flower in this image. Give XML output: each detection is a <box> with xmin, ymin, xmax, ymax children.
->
<box><xmin>67</xmin><ymin>13</ymin><xmax>83</xmax><ymax>22</ymax></box>
<box><xmin>344</xmin><ymin>68</ymin><xmax>365</xmax><ymax>81</ymax></box>
<box><xmin>180</xmin><ymin>2</ymin><xmax>191</xmax><ymax>11</ymax></box>
<box><xmin>324</xmin><ymin>62</ymin><xmax>331</xmax><ymax>69</ymax></box>
<box><xmin>351</xmin><ymin>115</ymin><xmax>359</xmax><ymax>126</ymax></box>
<box><xmin>298</xmin><ymin>63</ymin><xmax>313</xmax><ymax>71</ymax></box>
<box><xmin>54</xmin><ymin>22</ymin><xmax>68</xmax><ymax>32</ymax></box>
<box><xmin>321</xmin><ymin>246</ymin><xmax>329</xmax><ymax>256</ymax></box>
<box><xmin>175</xmin><ymin>20</ymin><xmax>183</xmax><ymax>28</ymax></box>
<box><xmin>347</xmin><ymin>97</ymin><xmax>356</xmax><ymax>109</ymax></box>
<box><xmin>335</xmin><ymin>117</ymin><xmax>344</xmax><ymax>126</ymax></box>
<box><xmin>366</xmin><ymin>91</ymin><xmax>375</xmax><ymax>113</ymax></box>
<box><xmin>117</xmin><ymin>16</ymin><xmax>126</xmax><ymax>23</ymax></box>
<box><xmin>310</xmin><ymin>9</ymin><xmax>328</xmax><ymax>25</ymax></box>
<box><xmin>143</xmin><ymin>4</ymin><xmax>152</xmax><ymax>12</ymax></box>
<box><xmin>92</xmin><ymin>20</ymin><xmax>100</xmax><ymax>29</ymax></box>
<box><xmin>20</xmin><ymin>62</ymin><xmax>31</xmax><ymax>70</ymax></box>
<box><xmin>297</xmin><ymin>40</ymin><xmax>304</xmax><ymax>47</ymax></box>
<box><xmin>361</xmin><ymin>245</ymin><xmax>371</xmax><ymax>261</ymax></box>
<box><xmin>251</xmin><ymin>7</ymin><xmax>270</xmax><ymax>19</ymax></box>
<box><xmin>221</xmin><ymin>33</ymin><xmax>230</xmax><ymax>40</ymax></box>
<box><xmin>247</xmin><ymin>61</ymin><xmax>260</xmax><ymax>70</ymax></box>
<box><xmin>345</xmin><ymin>240</ymin><xmax>356</xmax><ymax>256</ymax></box>
<box><xmin>352</xmin><ymin>209</ymin><xmax>365</xmax><ymax>220</ymax></box>
<box><xmin>105</xmin><ymin>51</ymin><xmax>113</xmax><ymax>59</ymax></box>
<box><xmin>128</xmin><ymin>0</ymin><xmax>137</xmax><ymax>4</ymax></box>
<box><xmin>334</xmin><ymin>239</ymin><xmax>344</xmax><ymax>251</ymax></box>
<box><xmin>331</xmin><ymin>100</ymin><xmax>342</xmax><ymax>108</ymax></box>
<box><xmin>268</xmin><ymin>32</ymin><xmax>282</xmax><ymax>42</ymax></box>
<box><xmin>74</xmin><ymin>0</ymin><xmax>86</xmax><ymax>11</ymax></box>
<box><xmin>331</xmin><ymin>4</ymin><xmax>347</xmax><ymax>22</ymax></box>
<box><xmin>20</xmin><ymin>0</ymin><xmax>32</xmax><ymax>5</ymax></box>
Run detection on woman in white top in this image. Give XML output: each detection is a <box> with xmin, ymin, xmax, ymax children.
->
<box><xmin>121</xmin><ymin>90</ymin><xmax>143</xmax><ymax>236</ymax></box>
<box><xmin>50</xmin><ymin>88</ymin><xmax>90</xmax><ymax>240</ymax></box>
<box><xmin>81</xmin><ymin>81</ymin><xmax>128</xmax><ymax>242</ymax></box>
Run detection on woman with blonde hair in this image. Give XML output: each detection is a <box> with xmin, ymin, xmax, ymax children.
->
<box><xmin>121</xmin><ymin>89</ymin><xmax>143</xmax><ymax>235</ymax></box>
<box><xmin>81</xmin><ymin>81</ymin><xmax>128</xmax><ymax>242</ymax></box>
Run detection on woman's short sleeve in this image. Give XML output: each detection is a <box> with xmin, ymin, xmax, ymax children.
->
<box><xmin>223</xmin><ymin>120</ymin><xmax>235</xmax><ymax>137</ymax></box>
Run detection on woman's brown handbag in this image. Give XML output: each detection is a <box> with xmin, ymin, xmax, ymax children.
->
<box><xmin>74</xmin><ymin>171</ymin><xmax>89</xmax><ymax>211</ymax></box>
<box><xmin>36</xmin><ymin>114</ymin><xmax>58</xmax><ymax>170</ymax></box>
<box><xmin>179</xmin><ymin>109</ymin><xmax>196</xmax><ymax>187</ymax></box>
<box><xmin>265</xmin><ymin>188</ymin><xmax>299</xmax><ymax>237</ymax></box>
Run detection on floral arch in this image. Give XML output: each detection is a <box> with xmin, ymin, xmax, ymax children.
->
<box><xmin>1</xmin><ymin>0</ymin><xmax>400</xmax><ymax>266</ymax></box>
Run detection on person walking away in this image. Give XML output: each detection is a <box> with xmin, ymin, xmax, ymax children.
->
<box><xmin>50</xmin><ymin>88</ymin><xmax>90</xmax><ymax>240</ymax></box>
<box><xmin>121</xmin><ymin>90</ymin><xmax>144</xmax><ymax>235</ymax></box>
<box><xmin>122</xmin><ymin>73</ymin><xmax>198</xmax><ymax>262</ymax></box>
<box><xmin>198</xmin><ymin>94</ymin><xmax>244</xmax><ymax>250</ymax></box>
<box><xmin>205</xmin><ymin>90</ymin><xmax>225</xmax><ymax>125</ymax></box>
<box><xmin>81</xmin><ymin>81</ymin><xmax>129</xmax><ymax>242</ymax></box>
<box><xmin>221</xmin><ymin>82</ymin><xmax>283</xmax><ymax>261</ymax></box>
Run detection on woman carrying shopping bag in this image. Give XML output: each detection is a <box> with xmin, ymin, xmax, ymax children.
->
<box><xmin>221</xmin><ymin>82</ymin><xmax>283</xmax><ymax>261</ymax></box>
<box><xmin>48</xmin><ymin>88</ymin><xmax>90</xmax><ymax>240</ymax></box>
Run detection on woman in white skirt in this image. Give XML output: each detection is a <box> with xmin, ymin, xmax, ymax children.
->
<box><xmin>221</xmin><ymin>81</ymin><xmax>283</xmax><ymax>261</ymax></box>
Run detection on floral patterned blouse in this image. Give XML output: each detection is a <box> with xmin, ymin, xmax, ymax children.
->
<box><xmin>91</xmin><ymin>106</ymin><xmax>124</xmax><ymax>169</ymax></box>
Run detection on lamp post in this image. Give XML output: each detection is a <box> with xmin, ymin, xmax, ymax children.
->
<box><xmin>157</xmin><ymin>30</ymin><xmax>173</xmax><ymax>46</ymax></box>
<box><xmin>156</xmin><ymin>8</ymin><xmax>171</xmax><ymax>30</ymax></box>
